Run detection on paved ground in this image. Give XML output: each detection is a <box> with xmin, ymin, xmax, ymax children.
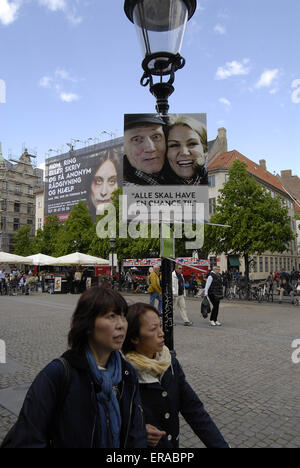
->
<box><xmin>0</xmin><ymin>292</ymin><xmax>299</xmax><ymax>448</ymax></box>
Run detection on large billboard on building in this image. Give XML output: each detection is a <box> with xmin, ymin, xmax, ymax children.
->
<box><xmin>45</xmin><ymin>139</ymin><xmax>123</xmax><ymax>221</ymax></box>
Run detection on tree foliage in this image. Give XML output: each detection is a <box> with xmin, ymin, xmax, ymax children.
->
<box><xmin>13</xmin><ymin>225</ymin><xmax>33</xmax><ymax>256</ymax></box>
<box><xmin>203</xmin><ymin>160</ymin><xmax>295</xmax><ymax>279</ymax></box>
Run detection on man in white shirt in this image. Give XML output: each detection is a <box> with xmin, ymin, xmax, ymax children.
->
<box><xmin>172</xmin><ymin>264</ymin><xmax>193</xmax><ymax>326</ymax></box>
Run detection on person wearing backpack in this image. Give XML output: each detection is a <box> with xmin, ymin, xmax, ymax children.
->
<box><xmin>205</xmin><ymin>266</ymin><xmax>224</xmax><ymax>327</ymax></box>
<box><xmin>3</xmin><ymin>287</ymin><xmax>147</xmax><ymax>448</ymax></box>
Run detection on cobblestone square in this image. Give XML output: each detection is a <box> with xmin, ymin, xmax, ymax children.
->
<box><xmin>0</xmin><ymin>293</ymin><xmax>299</xmax><ymax>448</ymax></box>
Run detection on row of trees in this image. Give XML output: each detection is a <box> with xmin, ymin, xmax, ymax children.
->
<box><xmin>13</xmin><ymin>161</ymin><xmax>296</xmax><ymax>279</ymax></box>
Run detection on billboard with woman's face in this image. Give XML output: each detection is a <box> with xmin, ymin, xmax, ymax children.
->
<box><xmin>123</xmin><ymin>113</ymin><xmax>209</xmax><ymax>223</ymax></box>
<box><xmin>45</xmin><ymin>140</ymin><xmax>123</xmax><ymax>222</ymax></box>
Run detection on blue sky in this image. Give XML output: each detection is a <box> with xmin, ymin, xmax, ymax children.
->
<box><xmin>0</xmin><ymin>0</ymin><xmax>299</xmax><ymax>176</ymax></box>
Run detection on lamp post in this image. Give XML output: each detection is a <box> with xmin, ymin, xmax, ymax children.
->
<box><xmin>124</xmin><ymin>0</ymin><xmax>196</xmax><ymax>115</ymax></box>
<box><xmin>124</xmin><ymin>0</ymin><xmax>197</xmax><ymax>350</ymax></box>
<box><xmin>109</xmin><ymin>238</ymin><xmax>116</xmax><ymax>289</ymax></box>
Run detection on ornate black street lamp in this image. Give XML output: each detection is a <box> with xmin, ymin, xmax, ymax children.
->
<box><xmin>124</xmin><ymin>0</ymin><xmax>197</xmax><ymax>115</ymax></box>
<box><xmin>124</xmin><ymin>0</ymin><xmax>197</xmax><ymax>350</ymax></box>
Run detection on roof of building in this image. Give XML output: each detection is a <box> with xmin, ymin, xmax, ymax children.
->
<box><xmin>208</xmin><ymin>150</ymin><xmax>290</xmax><ymax>196</ymax></box>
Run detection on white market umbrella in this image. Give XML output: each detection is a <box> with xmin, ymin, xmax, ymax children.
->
<box><xmin>47</xmin><ymin>252</ymin><xmax>109</xmax><ymax>266</ymax></box>
<box><xmin>25</xmin><ymin>253</ymin><xmax>57</xmax><ymax>266</ymax></box>
<box><xmin>0</xmin><ymin>251</ymin><xmax>33</xmax><ymax>265</ymax></box>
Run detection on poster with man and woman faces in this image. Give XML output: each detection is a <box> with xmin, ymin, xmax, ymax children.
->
<box><xmin>123</xmin><ymin>113</ymin><xmax>209</xmax><ymax>224</ymax></box>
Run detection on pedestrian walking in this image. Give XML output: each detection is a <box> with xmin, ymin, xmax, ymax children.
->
<box><xmin>277</xmin><ymin>278</ymin><xmax>294</xmax><ymax>304</ymax></box>
<box><xmin>4</xmin><ymin>287</ymin><xmax>147</xmax><ymax>448</ymax></box>
<box><xmin>123</xmin><ymin>302</ymin><xmax>229</xmax><ymax>449</ymax></box>
<box><xmin>205</xmin><ymin>266</ymin><xmax>224</xmax><ymax>327</ymax></box>
<box><xmin>148</xmin><ymin>265</ymin><xmax>162</xmax><ymax>315</ymax></box>
<box><xmin>172</xmin><ymin>264</ymin><xmax>193</xmax><ymax>326</ymax></box>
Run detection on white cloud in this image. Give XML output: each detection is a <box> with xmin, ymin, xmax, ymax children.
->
<box><xmin>219</xmin><ymin>97</ymin><xmax>231</xmax><ymax>110</ymax></box>
<box><xmin>38</xmin><ymin>0</ymin><xmax>67</xmax><ymax>12</ymax></box>
<box><xmin>214</xmin><ymin>24</ymin><xmax>226</xmax><ymax>35</ymax></box>
<box><xmin>38</xmin><ymin>0</ymin><xmax>82</xmax><ymax>24</ymax></box>
<box><xmin>60</xmin><ymin>92</ymin><xmax>79</xmax><ymax>103</ymax></box>
<box><xmin>39</xmin><ymin>76</ymin><xmax>53</xmax><ymax>88</ymax></box>
<box><xmin>255</xmin><ymin>69</ymin><xmax>279</xmax><ymax>88</ymax></box>
<box><xmin>55</xmin><ymin>68</ymin><xmax>78</xmax><ymax>82</ymax></box>
<box><xmin>291</xmin><ymin>79</ymin><xmax>300</xmax><ymax>104</ymax></box>
<box><xmin>39</xmin><ymin>68</ymin><xmax>81</xmax><ymax>102</ymax></box>
<box><xmin>0</xmin><ymin>0</ymin><xmax>82</xmax><ymax>26</ymax></box>
<box><xmin>216</xmin><ymin>59</ymin><xmax>250</xmax><ymax>80</ymax></box>
<box><xmin>0</xmin><ymin>0</ymin><xmax>22</xmax><ymax>25</ymax></box>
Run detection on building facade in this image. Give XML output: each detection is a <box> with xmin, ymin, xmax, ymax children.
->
<box><xmin>207</xmin><ymin>150</ymin><xmax>299</xmax><ymax>279</ymax></box>
<box><xmin>0</xmin><ymin>147</ymin><xmax>43</xmax><ymax>252</ymax></box>
<box><xmin>35</xmin><ymin>187</ymin><xmax>44</xmax><ymax>233</ymax></box>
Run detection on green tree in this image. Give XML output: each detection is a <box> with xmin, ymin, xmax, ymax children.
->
<box><xmin>55</xmin><ymin>201</ymin><xmax>94</xmax><ymax>256</ymax></box>
<box><xmin>203</xmin><ymin>160</ymin><xmax>295</xmax><ymax>282</ymax></box>
<box><xmin>31</xmin><ymin>214</ymin><xmax>62</xmax><ymax>256</ymax></box>
<box><xmin>13</xmin><ymin>225</ymin><xmax>33</xmax><ymax>256</ymax></box>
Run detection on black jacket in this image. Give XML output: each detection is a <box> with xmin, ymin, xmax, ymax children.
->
<box><xmin>208</xmin><ymin>272</ymin><xmax>223</xmax><ymax>299</ymax></box>
<box><xmin>10</xmin><ymin>350</ymin><xmax>147</xmax><ymax>448</ymax></box>
<box><xmin>138</xmin><ymin>354</ymin><xmax>229</xmax><ymax>448</ymax></box>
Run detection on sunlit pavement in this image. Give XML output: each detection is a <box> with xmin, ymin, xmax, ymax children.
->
<box><xmin>0</xmin><ymin>292</ymin><xmax>299</xmax><ymax>448</ymax></box>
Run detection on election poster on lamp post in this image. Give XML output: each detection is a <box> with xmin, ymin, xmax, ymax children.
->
<box><xmin>122</xmin><ymin>113</ymin><xmax>209</xmax><ymax>226</ymax></box>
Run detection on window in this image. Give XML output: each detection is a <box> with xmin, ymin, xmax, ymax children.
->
<box><xmin>13</xmin><ymin>218</ymin><xmax>20</xmax><ymax>231</ymax></box>
<box><xmin>1</xmin><ymin>199</ymin><xmax>7</xmax><ymax>211</ymax></box>
<box><xmin>38</xmin><ymin>218</ymin><xmax>43</xmax><ymax>230</ymax></box>
<box><xmin>0</xmin><ymin>216</ymin><xmax>6</xmax><ymax>230</ymax></box>
<box><xmin>37</xmin><ymin>197</ymin><xmax>42</xmax><ymax>209</ymax></box>
<box><xmin>259</xmin><ymin>257</ymin><xmax>263</xmax><ymax>273</ymax></box>
<box><xmin>287</xmin><ymin>258</ymin><xmax>291</xmax><ymax>271</ymax></box>
<box><xmin>225</xmin><ymin>173</ymin><xmax>230</xmax><ymax>183</ymax></box>
<box><xmin>279</xmin><ymin>257</ymin><xmax>283</xmax><ymax>269</ymax></box>
<box><xmin>27</xmin><ymin>219</ymin><xmax>33</xmax><ymax>225</ymax></box>
<box><xmin>209</xmin><ymin>198</ymin><xmax>216</xmax><ymax>215</ymax></box>
<box><xmin>275</xmin><ymin>257</ymin><xmax>278</xmax><ymax>272</ymax></box>
<box><xmin>208</xmin><ymin>175</ymin><xmax>215</xmax><ymax>187</ymax></box>
<box><xmin>252</xmin><ymin>256</ymin><xmax>258</xmax><ymax>273</ymax></box>
<box><xmin>27</xmin><ymin>203</ymin><xmax>34</xmax><ymax>215</ymax></box>
<box><xmin>28</xmin><ymin>186</ymin><xmax>33</xmax><ymax>195</ymax></box>
<box><xmin>265</xmin><ymin>257</ymin><xmax>269</xmax><ymax>273</ymax></box>
<box><xmin>14</xmin><ymin>202</ymin><xmax>20</xmax><ymax>213</ymax></box>
<box><xmin>15</xmin><ymin>184</ymin><xmax>21</xmax><ymax>194</ymax></box>
<box><xmin>283</xmin><ymin>257</ymin><xmax>287</xmax><ymax>269</ymax></box>
<box><xmin>270</xmin><ymin>257</ymin><xmax>274</xmax><ymax>273</ymax></box>
<box><xmin>2</xmin><ymin>180</ymin><xmax>7</xmax><ymax>191</ymax></box>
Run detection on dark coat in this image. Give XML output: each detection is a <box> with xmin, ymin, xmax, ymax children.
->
<box><xmin>139</xmin><ymin>355</ymin><xmax>229</xmax><ymax>448</ymax></box>
<box><xmin>10</xmin><ymin>350</ymin><xmax>147</xmax><ymax>448</ymax></box>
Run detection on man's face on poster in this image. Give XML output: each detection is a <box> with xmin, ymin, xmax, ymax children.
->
<box><xmin>124</xmin><ymin>124</ymin><xmax>166</xmax><ymax>175</ymax></box>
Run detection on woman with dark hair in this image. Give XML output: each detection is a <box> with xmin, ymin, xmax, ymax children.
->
<box><xmin>8</xmin><ymin>288</ymin><xmax>147</xmax><ymax>448</ymax></box>
<box><xmin>123</xmin><ymin>303</ymin><xmax>229</xmax><ymax>449</ymax></box>
<box><xmin>88</xmin><ymin>148</ymin><xmax>122</xmax><ymax>219</ymax></box>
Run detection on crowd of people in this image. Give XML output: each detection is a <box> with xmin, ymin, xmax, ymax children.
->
<box><xmin>0</xmin><ymin>268</ymin><xmax>39</xmax><ymax>296</ymax></box>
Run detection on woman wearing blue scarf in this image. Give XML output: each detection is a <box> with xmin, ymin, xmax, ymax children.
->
<box><xmin>7</xmin><ymin>288</ymin><xmax>147</xmax><ymax>448</ymax></box>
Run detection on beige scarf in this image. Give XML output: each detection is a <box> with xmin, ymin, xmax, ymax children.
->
<box><xmin>126</xmin><ymin>346</ymin><xmax>171</xmax><ymax>384</ymax></box>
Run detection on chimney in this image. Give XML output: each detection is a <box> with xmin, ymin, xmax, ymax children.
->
<box><xmin>0</xmin><ymin>142</ymin><xmax>5</xmax><ymax>166</ymax></box>
<box><xmin>259</xmin><ymin>159</ymin><xmax>267</xmax><ymax>170</ymax></box>
<box><xmin>217</xmin><ymin>127</ymin><xmax>228</xmax><ymax>152</ymax></box>
<box><xmin>281</xmin><ymin>170</ymin><xmax>292</xmax><ymax>177</ymax></box>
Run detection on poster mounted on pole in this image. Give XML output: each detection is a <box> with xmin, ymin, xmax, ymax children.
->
<box><xmin>122</xmin><ymin>113</ymin><xmax>209</xmax><ymax>226</ymax></box>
